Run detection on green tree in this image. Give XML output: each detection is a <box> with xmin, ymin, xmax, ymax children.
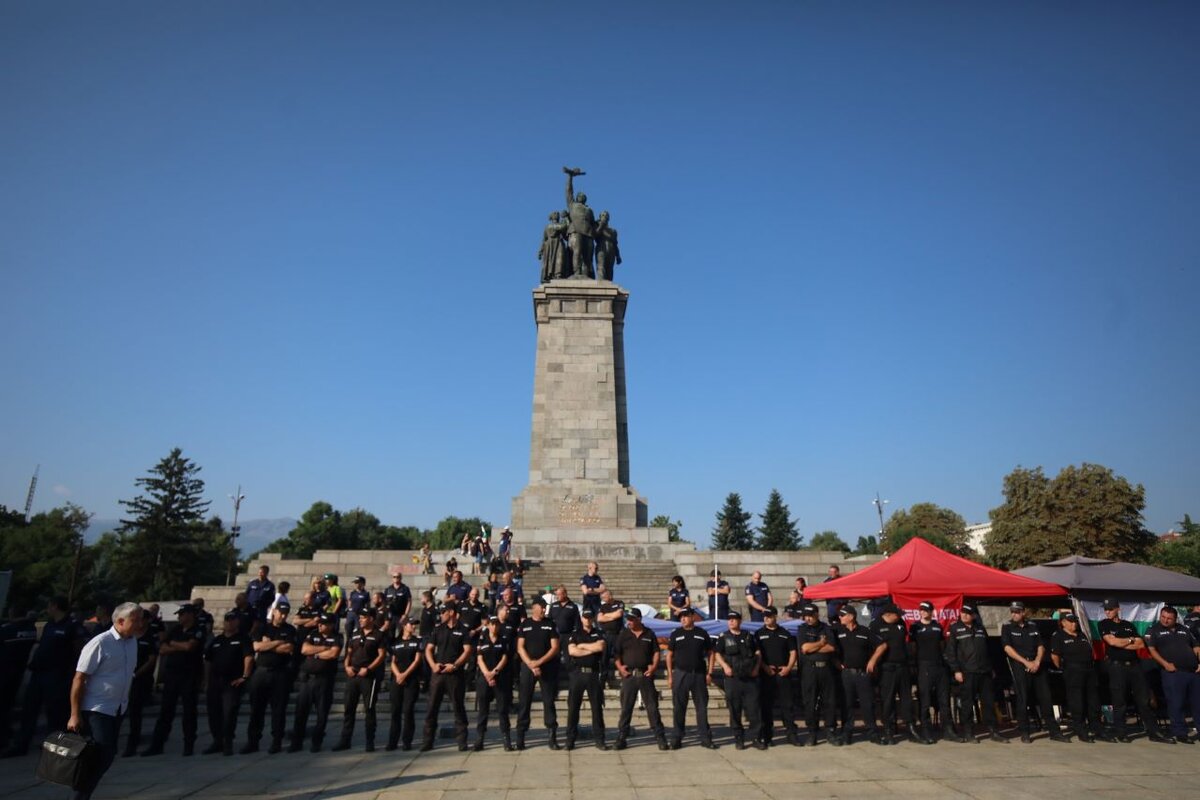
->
<box><xmin>853</xmin><ymin>535</ymin><xmax>881</xmax><ymax>555</ymax></box>
<box><xmin>650</xmin><ymin>514</ymin><xmax>686</xmax><ymax>543</ymax></box>
<box><xmin>808</xmin><ymin>530</ymin><xmax>850</xmax><ymax>553</ymax></box>
<box><xmin>0</xmin><ymin>503</ymin><xmax>91</xmax><ymax>610</ymax></box>
<box><xmin>115</xmin><ymin>448</ymin><xmax>226</xmax><ymax>599</ymax></box>
<box><xmin>881</xmin><ymin>502</ymin><xmax>969</xmax><ymax>555</ymax></box>
<box><xmin>712</xmin><ymin>493</ymin><xmax>755</xmax><ymax>551</ymax></box>
<box><xmin>986</xmin><ymin>463</ymin><xmax>1156</xmax><ymax>570</ymax></box>
<box><xmin>426</xmin><ymin>516</ymin><xmax>491</xmax><ymax>551</ymax></box>
<box><xmin>756</xmin><ymin>489</ymin><xmax>802</xmax><ymax>550</ymax></box>
<box><xmin>1151</xmin><ymin>514</ymin><xmax>1200</xmax><ymax>578</ymax></box>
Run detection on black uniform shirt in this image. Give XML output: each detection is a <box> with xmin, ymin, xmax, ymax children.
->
<box><xmin>716</xmin><ymin>630</ymin><xmax>758</xmax><ymax>678</ymax></box>
<box><xmin>195</xmin><ymin>611</ymin><xmax>215</xmax><ymax>640</ymax></box>
<box><xmin>908</xmin><ymin>620</ymin><xmax>946</xmax><ymax>663</ymax></box>
<box><xmin>668</xmin><ymin>588</ymin><xmax>690</xmax><ymax>615</ymax></box>
<box><xmin>598</xmin><ymin>601</ymin><xmax>625</xmax><ymax>635</ymax></box>
<box><xmin>347</xmin><ymin>628</ymin><xmax>385</xmax><ymax>669</ymax></box>
<box><xmin>134</xmin><ymin>629</ymin><xmax>157</xmax><ymax>671</ymax></box>
<box><xmin>1097</xmin><ymin>618</ymin><xmax>1140</xmax><ymax>663</ymax></box>
<box><xmin>836</xmin><ymin>625</ymin><xmax>882</xmax><ymax>670</ymax></box>
<box><xmin>1050</xmin><ymin>629</ymin><xmax>1095</xmax><ymax>668</ymax></box>
<box><xmin>162</xmin><ymin>624</ymin><xmax>205</xmax><ymax>673</ymax></box>
<box><xmin>383</xmin><ymin>584</ymin><xmax>412</xmax><ymax>619</ymax></box>
<box><xmin>517</xmin><ymin>618</ymin><xmax>559</xmax><ymax>661</ymax></box>
<box><xmin>476</xmin><ymin>630</ymin><xmax>510</xmax><ymax>671</ymax></box>
<box><xmin>0</xmin><ymin>619</ymin><xmax>37</xmax><ymax>676</ymax></box>
<box><xmin>254</xmin><ymin>622</ymin><xmax>296</xmax><ymax>670</ymax></box>
<box><xmin>617</xmin><ymin>627</ymin><xmax>659</xmax><ymax>671</ymax></box>
<box><xmin>347</xmin><ymin>589</ymin><xmax>371</xmax><ymax>616</ymax></box>
<box><xmin>782</xmin><ymin>602</ymin><xmax>805</xmax><ymax>620</ymax></box>
<box><xmin>460</xmin><ymin>601</ymin><xmax>487</xmax><ymax>635</ymax></box>
<box><xmin>754</xmin><ymin>624</ymin><xmax>796</xmax><ymax>667</ymax></box>
<box><xmin>301</xmin><ymin>631</ymin><xmax>343</xmax><ymax>675</ymax></box>
<box><xmin>796</xmin><ymin>621</ymin><xmax>836</xmax><ymax>664</ymax></box>
<box><xmin>869</xmin><ymin>618</ymin><xmax>909</xmax><ymax>665</ymax></box>
<box><xmin>428</xmin><ymin>622</ymin><xmax>471</xmax><ymax>665</ymax></box>
<box><xmin>945</xmin><ymin>621</ymin><xmax>990</xmax><ymax>673</ymax></box>
<box><xmin>29</xmin><ymin>618</ymin><xmax>84</xmax><ymax>674</ymax></box>
<box><xmin>388</xmin><ymin>635</ymin><xmax>423</xmax><ymax>676</ymax></box>
<box><xmin>1000</xmin><ymin>620</ymin><xmax>1043</xmax><ymax>661</ymax></box>
<box><xmin>549</xmin><ymin>601</ymin><xmax>581</xmax><ymax>636</ymax></box>
<box><xmin>1146</xmin><ymin>623</ymin><xmax>1199</xmax><ymax>671</ymax></box>
<box><xmin>568</xmin><ymin>627</ymin><xmax>605</xmax><ymax>670</ymax></box>
<box><xmin>419</xmin><ymin>606</ymin><xmax>438</xmax><ymax>638</ymax></box>
<box><xmin>667</xmin><ymin>626</ymin><xmax>712</xmax><ymax>673</ymax></box>
<box><xmin>205</xmin><ymin>633</ymin><xmax>252</xmax><ymax>679</ymax></box>
<box><xmin>231</xmin><ymin>608</ymin><xmax>255</xmax><ymax>637</ymax></box>
<box><xmin>1185</xmin><ymin>611</ymin><xmax>1200</xmax><ymax>641</ymax></box>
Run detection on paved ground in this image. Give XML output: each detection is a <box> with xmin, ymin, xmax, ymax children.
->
<box><xmin>2</xmin><ymin>729</ymin><xmax>1198</xmax><ymax>800</ymax></box>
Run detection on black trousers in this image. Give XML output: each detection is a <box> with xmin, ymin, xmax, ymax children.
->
<box><xmin>878</xmin><ymin>663</ymin><xmax>914</xmax><ymax>729</ymax></box>
<box><xmin>517</xmin><ymin>665</ymin><xmax>559</xmax><ymax>734</ymax></box>
<box><xmin>424</xmin><ymin>670</ymin><xmax>468</xmax><ymax>745</ymax></box>
<box><xmin>566</xmin><ymin>669</ymin><xmax>606</xmax><ymax>744</ymax></box>
<box><xmin>15</xmin><ymin>671</ymin><xmax>72</xmax><ymax>750</ymax></box>
<box><xmin>916</xmin><ymin>661</ymin><xmax>953</xmax><ymax>728</ymax></box>
<box><xmin>759</xmin><ymin>672</ymin><xmax>797</xmax><ymax>741</ymax></box>
<box><xmin>721</xmin><ymin>675</ymin><xmax>761</xmax><ymax>740</ymax></box>
<box><xmin>1008</xmin><ymin>661</ymin><xmax>1062</xmax><ymax>735</ymax></box>
<box><xmin>245</xmin><ymin>668</ymin><xmax>290</xmax><ymax>745</ymax></box>
<box><xmin>205</xmin><ymin>678</ymin><xmax>244</xmax><ymax>745</ymax></box>
<box><xmin>1105</xmin><ymin>660</ymin><xmax>1160</xmax><ymax>736</ymax></box>
<box><xmin>290</xmin><ymin>672</ymin><xmax>334</xmax><ymax>745</ymax></box>
<box><xmin>959</xmin><ymin>670</ymin><xmax>998</xmax><ymax>731</ymax></box>
<box><xmin>801</xmin><ymin>663</ymin><xmax>837</xmax><ymax>733</ymax></box>
<box><xmin>152</xmin><ymin>672</ymin><xmax>199</xmax><ymax>748</ymax></box>
<box><xmin>475</xmin><ymin>670</ymin><xmax>512</xmax><ymax>737</ymax></box>
<box><xmin>840</xmin><ymin>669</ymin><xmax>877</xmax><ymax>736</ymax></box>
<box><xmin>0</xmin><ymin>667</ymin><xmax>25</xmax><ymax>749</ymax></box>
<box><xmin>388</xmin><ymin>677</ymin><xmax>420</xmax><ymax>748</ymax></box>
<box><xmin>618</xmin><ymin>672</ymin><xmax>664</xmax><ymax>739</ymax></box>
<box><xmin>671</xmin><ymin>671</ymin><xmax>711</xmax><ymax>744</ymax></box>
<box><xmin>340</xmin><ymin>671</ymin><xmax>381</xmax><ymax>745</ymax></box>
<box><xmin>123</xmin><ymin>675</ymin><xmax>153</xmax><ymax>752</ymax></box>
<box><xmin>1062</xmin><ymin>664</ymin><xmax>1105</xmax><ymax>736</ymax></box>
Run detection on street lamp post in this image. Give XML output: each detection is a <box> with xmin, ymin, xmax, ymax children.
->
<box><xmin>872</xmin><ymin>492</ymin><xmax>889</xmax><ymax>537</ymax></box>
<box><xmin>226</xmin><ymin>486</ymin><xmax>245</xmax><ymax>586</ymax></box>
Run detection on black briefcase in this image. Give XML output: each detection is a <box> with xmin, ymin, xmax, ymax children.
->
<box><xmin>36</xmin><ymin>731</ymin><xmax>99</xmax><ymax>789</ymax></box>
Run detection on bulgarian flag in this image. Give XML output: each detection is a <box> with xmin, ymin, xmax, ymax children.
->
<box><xmin>1077</xmin><ymin>599</ymin><xmax>1162</xmax><ymax>659</ymax></box>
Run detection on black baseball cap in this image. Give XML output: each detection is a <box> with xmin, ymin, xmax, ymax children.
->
<box><xmin>763</xmin><ymin>606</ymin><xmax>778</xmax><ymax>617</ymax></box>
<box><xmin>357</xmin><ymin>607</ymin><xmax>375</xmax><ymax>618</ymax></box>
<box><xmin>529</xmin><ymin>596</ymin><xmax>547</xmax><ymax>607</ymax></box>
<box><xmin>727</xmin><ymin>610</ymin><xmax>742</xmax><ymax>620</ymax></box>
<box><xmin>625</xmin><ymin>608</ymin><xmax>642</xmax><ymax>619</ymax></box>
<box><xmin>1102</xmin><ymin>598</ymin><xmax>1120</xmax><ymax>610</ymax></box>
<box><xmin>1009</xmin><ymin>601</ymin><xmax>1026</xmax><ymax>612</ymax></box>
<box><xmin>176</xmin><ymin>604</ymin><xmax>197</xmax><ymax>616</ymax></box>
<box><xmin>677</xmin><ymin>607</ymin><xmax>694</xmax><ymax>617</ymax></box>
<box><xmin>318</xmin><ymin>613</ymin><xmax>335</xmax><ymax>624</ymax></box>
<box><xmin>223</xmin><ymin>611</ymin><xmax>239</xmax><ymax>621</ymax></box>
<box><xmin>918</xmin><ymin>601</ymin><xmax>934</xmax><ymax>612</ymax></box>
<box><xmin>581</xmin><ymin>608</ymin><xmax>595</xmax><ymax>618</ymax></box>
<box><xmin>837</xmin><ymin>606</ymin><xmax>856</xmax><ymax>618</ymax></box>
<box><xmin>960</xmin><ymin>604</ymin><xmax>978</xmax><ymax>616</ymax></box>
<box><xmin>487</xmin><ymin>614</ymin><xmax>500</xmax><ymax>623</ymax></box>
<box><xmin>801</xmin><ymin>604</ymin><xmax>819</xmax><ymax>617</ymax></box>
<box><xmin>883</xmin><ymin>604</ymin><xmax>902</xmax><ymax>616</ymax></box>
<box><xmin>353</xmin><ymin>576</ymin><xmax>366</xmax><ymax>584</ymax></box>
<box><xmin>1063</xmin><ymin>612</ymin><xmax>1079</xmax><ymax>622</ymax></box>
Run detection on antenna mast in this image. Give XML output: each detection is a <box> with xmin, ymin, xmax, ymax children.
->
<box><xmin>24</xmin><ymin>465</ymin><xmax>39</xmax><ymax>522</ymax></box>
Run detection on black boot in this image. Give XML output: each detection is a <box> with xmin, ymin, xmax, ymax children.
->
<box><xmin>268</xmin><ymin>739</ymin><xmax>282</xmax><ymax>754</ymax></box>
<box><xmin>944</xmin><ymin>724</ymin><xmax>965</xmax><ymax>744</ymax></box>
<box><xmin>614</xmin><ymin>736</ymin><xmax>627</xmax><ymax>750</ymax></box>
<box><xmin>471</xmin><ymin>737</ymin><xmax>484</xmax><ymax>751</ymax></box>
<box><xmin>419</xmin><ymin>739</ymin><xmax>434</xmax><ymax>752</ymax></box>
<box><xmin>202</xmin><ymin>741</ymin><xmax>223</xmax><ymax>755</ymax></box>
<box><xmin>331</xmin><ymin>738</ymin><xmax>351</xmax><ymax>752</ymax></box>
<box><xmin>988</xmin><ymin>727</ymin><xmax>1007</xmax><ymax>743</ymax></box>
<box><xmin>735</xmin><ymin>736</ymin><xmax>746</xmax><ymax>750</ymax></box>
<box><xmin>182</xmin><ymin>741</ymin><xmax>195</xmax><ymax>757</ymax></box>
<box><xmin>656</xmin><ymin>733</ymin><xmax>670</xmax><ymax>751</ymax></box>
<box><xmin>515</xmin><ymin>732</ymin><xmax>526</xmax><ymax>751</ymax></box>
<box><xmin>503</xmin><ymin>732</ymin><xmax>515</xmax><ymax>752</ymax></box>
<box><xmin>596</xmin><ymin>737</ymin><xmax>612</xmax><ymax>751</ymax></box>
<box><xmin>548</xmin><ymin>729</ymin><xmax>561</xmax><ymax>751</ymax></box>
<box><xmin>239</xmin><ymin>741</ymin><xmax>259</xmax><ymax>755</ymax></box>
<box><xmin>700</xmin><ymin>738</ymin><xmax>718</xmax><ymax>749</ymax></box>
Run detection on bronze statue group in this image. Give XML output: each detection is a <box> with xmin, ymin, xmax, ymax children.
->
<box><xmin>538</xmin><ymin>167</ymin><xmax>621</xmax><ymax>283</ymax></box>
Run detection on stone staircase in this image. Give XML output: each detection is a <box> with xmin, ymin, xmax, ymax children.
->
<box><xmin>521</xmin><ymin>560</ymin><xmax>681</xmax><ymax>609</ymax></box>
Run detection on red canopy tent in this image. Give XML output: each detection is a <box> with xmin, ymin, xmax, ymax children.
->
<box><xmin>803</xmin><ymin>538</ymin><xmax>1068</xmax><ymax>624</ymax></box>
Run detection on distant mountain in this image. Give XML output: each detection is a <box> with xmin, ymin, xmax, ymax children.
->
<box><xmin>83</xmin><ymin>517</ymin><xmax>296</xmax><ymax>556</ymax></box>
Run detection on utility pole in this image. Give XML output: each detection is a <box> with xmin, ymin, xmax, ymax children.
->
<box><xmin>872</xmin><ymin>492</ymin><xmax>889</xmax><ymax>537</ymax></box>
<box><xmin>23</xmin><ymin>465</ymin><xmax>39</xmax><ymax>522</ymax></box>
<box><xmin>226</xmin><ymin>486</ymin><xmax>245</xmax><ymax>586</ymax></box>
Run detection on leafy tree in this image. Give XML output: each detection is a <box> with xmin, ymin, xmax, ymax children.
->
<box><xmin>426</xmin><ymin>516</ymin><xmax>491</xmax><ymax>551</ymax></box>
<box><xmin>986</xmin><ymin>463</ymin><xmax>1156</xmax><ymax>570</ymax></box>
<box><xmin>712</xmin><ymin>493</ymin><xmax>755</xmax><ymax>551</ymax></box>
<box><xmin>262</xmin><ymin>507</ymin><xmax>488</xmax><ymax>558</ymax></box>
<box><xmin>853</xmin><ymin>535</ymin><xmax>881</xmax><ymax>555</ymax></box>
<box><xmin>808</xmin><ymin>530</ymin><xmax>850</xmax><ymax>553</ymax></box>
<box><xmin>0</xmin><ymin>504</ymin><xmax>91</xmax><ymax>611</ymax></box>
<box><xmin>1152</xmin><ymin>514</ymin><xmax>1200</xmax><ymax>578</ymax></box>
<box><xmin>756</xmin><ymin>489</ymin><xmax>802</xmax><ymax>550</ymax></box>
<box><xmin>650</xmin><ymin>514</ymin><xmax>686</xmax><ymax>543</ymax></box>
<box><xmin>881</xmin><ymin>502</ymin><xmax>969</xmax><ymax>555</ymax></box>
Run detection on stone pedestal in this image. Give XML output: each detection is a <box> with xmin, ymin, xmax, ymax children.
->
<box><xmin>511</xmin><ymin>279</ymin><xmax>648</xmax><ymax>531</ymax></box>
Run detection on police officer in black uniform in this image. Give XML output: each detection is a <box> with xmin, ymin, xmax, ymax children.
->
<box><xmin>549</xmin><ymin>586</ymin><xmax>581</xmax><ymax>668</ymax></box>
<box><xmin>0</xmin><ymin>609</ymin><xmax>36</xmax><ymax>754</ymax></box>
<box><xmin>870</xmin><ymin>603</ymin><xmax>921</xmax><ymax>745</ymax></box>
<box><xmin>1050</xmin><ymin>612</ymin><xmax>1116</xmax><ymax>742</ymax></box>
<box><xmin>335</xmin><ymin>608</ymin><xmax>386</xmax><ymax>751</ymax></box>
<box><xmin>755</xmin><ymin>606</ymin><xmax>799</xmax><ymax>746</ymax></box>
<box><xmin>834</xmin><ymin>606</ymin><xmax>886</xmax><ymax>745</ymax></box>
<box><xmin>909</xmin><ymin>601</ymin><xmax>962</xmax><ymax>743</ymax></box>
<box><xmin>242</xmin><ymin>601</ymin><xmax>295</xmax><ymax>754</ymax></box>
<box><xmin>202</xmin><ymin>612</ymin><xmax>254</xmax><ymax>755</ymax></box>
<box><xmin>121</xmin><ymin>609</ymin><xmax>159</xmax><ymax>757</ymax></box>
<box><xmin>385</xmin><ymin>616</ymin><xmax>423</xmax><ymax>751</ymax></box>
<box><xmin>597</xmin><ymin>589</ymin><xmax>625</xmax><ymax>686</ymax></box>
<box><xmin>142</xmin><ymin>604</ymin><xmax>205</xmax><ymax>757</ymax></box>
<box><xmin>473</xmin><ymin>615</ymin><xmax>514</xmax><ymax>751</ymax></box>
<box><xmin>565</xmin><ymin>608</ymin><xmax>609</xmax><ymax>750</ymax></box>
<box><xmin>796</xmin><ymin>603</ymin><xmax>839</xmax><ymax>746</ymax></box>
<box><xmin>515</xmin><ymin>597</ymin><xmax>561</xmax><ymax>750</ymax></box>
<box><xmin>345</xmin><ymin>576</ymin><xmax>371</xmax><ymax>639</ymax></box>
<box><xmin>290</xmin><ymin>593</ymin><xmax>319</xmax><ymax>693</ymax></box>
<box><xmin>288</xmin><ymin>613</ymin><xmax>343</xmax><ymax>752</ymax></box>
<box><xmin>714</xmin><ymin>610</ymin><xmax>766</xmax><ymax>750</ymax></box>
<box><xmin>460</xmin><ymin>587</ymin><xmax>488</xmax><ymax>640</ymax></box>
<box><xmin>614</xmin><ymin>607</ymin><xmax>668</xmax><ymax>750</ymax></box>
<box><xmin>422</xmin><ymin>603</ymin><xmax>474</xmax><ymax>751</ymax></box>
<box><xmin>1097</xmin><ymin>598</ymin><xmax>1169</xmax><ymax>743</ymax></box>
<box><xmin>945</xmin><ymin>605</ymin><xmax>1005</xmax><ymax>743</ymax></box>
<box><xmin>666</xmin><ymin>607</ymin><xmax>716</xmax><ymax>749</ymax></box>
<box><xmin>1145</xmin><ymin>605</ymin><xmax>1200</xmax><ymax>743</ymax></box>
<box><xmin>383</xmin><ymin>571</ymin><xmax>413</xmax><ymax>623</ymax></box>
<box><xmin>4</xmin><ymin>597</ymin><xmax>84</xmax><ymax>757</ymax></box>
<box><xmin>1001</xmin><ymin>601</ymin><xmax>1068</xmax><ymax>743</ymax></box>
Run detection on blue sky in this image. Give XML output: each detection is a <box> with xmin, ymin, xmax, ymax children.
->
<box><xmin>2</xmin><ymin>2</ymin><xmax>1197</xmax><ymax>548</ymax></box>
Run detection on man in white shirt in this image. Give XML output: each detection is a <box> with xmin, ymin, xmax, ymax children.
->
<box><xmin>66</xmin><ymin>602</ymin><xmax>141</xmax><ymax>800</ymax></box>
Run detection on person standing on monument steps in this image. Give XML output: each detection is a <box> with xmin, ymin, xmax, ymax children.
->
<box><xmin>714</xmin><ymin>610</ymin><xmax>767</xmax><ymax>750</ymax></box>
<box><xmin>334</xmin><ymin>608</ymin><xmax>386</xmax><ymax>752</ymax></box>
<box><xmin>142</xmin><ymin>604</ymin><xmax>204</xmax><ymax>757</ymax></box>
<box><xmin>755</xmin><ymin>606</ymin><xmax>800</xmax><ymax>746</ymax></box>
<box><xmin>421</xmin><ymin>603</ymin><xmax>474</xmax><ymax>752</ymax></box>
<box><xmin>579</xmin><ymin>562</ymin><xmax>605</xmax><ymax>617</ymax></box>
<box><xmin>797</xmin><ymin>604</ymin><xmax>839</xmax><ymax>746</ymax></box>
<box><xmin>563</xmin><ymin>167</ymin><xmax>595</xmax><ymax>278</ymax></box>
<box><xmin>473</xmin><ymin>615</ymin><xmax>514</xmax><ymax>751</ymax></box>
<box><xmin>242</xmin><ymin>601</ymin><xmax>295</xmax><ymax>754</ymax></box>
<box><xmin>288</xmin><ymin>613</ymin><xmax>342</xmax><ymax>753</ymax></box>
<box><xmin>666</xmin><ymin>607</ymin><xmax>717</xmax><ymax>749</ymax></box>
<box><xmin>202</xmin><ymin>612</ymin><xmax>254</xmax><ymax>756</ymax></box>
<box><xmin>564</xmin><ymin>609</ymin><xmax>610</xmax><ymax>750</ymax></box>
<box><xmin>614</xmin><ymin>608</ymin><xmax>669</xmax><ymax>750</ymax></box>
<box><xmin>385</xmin><ymin>616</ymin><xmax>422</xmax><ymax>751</ymax></box>
<box><xmin>515</xmin><ymin>596</ymin><xmax>561</xmax><ymax>750</ymax></box>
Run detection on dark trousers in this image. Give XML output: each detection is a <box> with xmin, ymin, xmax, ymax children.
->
<box><xmin>1105</xmin><ymin>660</ymin><xmax>1159</xmax><ymax>736</ymax></box>
<box><xmin>15</xmin><ymin>671</ymin><xmax>71</xmax><ymax>750</ymax></box>
<box><xmin>123</xmin><ymin>675</ymin><xmax>153</xmax><ymax>753</ymax></box>
<box><xmin>878</xmin><ymin>663</ymin><xmax>914</xmax><ymax>729</ymax></box>
<box><xmin>71</xmin><ymin>710</ymin><xmax>121</xmax><ymax>800</ymax></box>
<box><xmin>566</xmin><ymin>669</ymin><xmax>606</xmax><ymax>745</ymax></box>
<box><xmin>801</xmin><ymin>664</ymin><xmax>837</xmax><ymax>733</ymax></box>
<box><xmin>151</xmin><ymin>673</ymin><xmax>198</xmax><ymax>748</ymax></box>
<box><xmin>340</xmin><ymin>672</ymin><xmax>381</xmax><ymax>745</ymax></box>
<box><xmin>916</xmin><ymin>662</ymin><xmax>953</xmax><ymax>728</ymax></box>
<box><xmin>1161</xmin><ymin>669</ymin><xmax>1200</xmax><ymax>738</ymax></box>
<box><xmin>671</xmin><ymin>671</ymin><xmax>711</xmax><ymax>744</ymax></box>
<box><xmin>475</xmin><ymin>671</ymin><xmax>512</xmax><ymax>738</ymax></box>
<box><xmin>517</xmin><ymin>665</ymin><xmax>559</xmax><ymax>735</ymax></box>
<box><xmin>388</xmin><ymin>677</ymin><xmax>420</xmax><ymax>748</ymax></box>
<box><xmin>205</xmin><ymin>678</ymin><xmax>244</xmax><ymax>745</ymax></box>
<box><xmin>0</xmin><ymin>668</ymin><xmax>24</xmax><ymax>749</ymax></box>
<box><xmin>290</xmin><ymin>672</ymin><xmax>334</xmax><ymax>746</ymax></box>
<box><xmin>424</xmin><ymin>670</ymin><xmax>468</xmax><ymax>746</ymax></box>
<box><xmin>245</xmin><ymin>668</ymin><xmax>290</xmax><ymax>746</ymax></box>
<box><xmin>959</xmin><ymin>671</ymin><xmax>998</xmax><ymax>732</ymax></box>
<box><xmin>840</xmin><ymin>669</ymin><xmax>877</xmax><ymax>736</ymax></box>
<box><xmin>1008</xmin><ymin>661</ymin><xmax>1062</xmax><ymax>735</ymax></box>
<box><xmin>759</xmin><ymin>672</ymin><xmax>797</xmax><ymax>741</ymax></box>
<box><xmin>1062</xmin><ymin>664</ymin><xmax>1105</xmax><ymax>736</ymax></box>
<box><xmin>617</xmin><ymin>672</ymin><xmax>664</xmax><ymax>739</ymax></box>
<box><xmin>721</xmin><ymin>675</ymin><xmax>761</xmax><ymax>741</ymax></box>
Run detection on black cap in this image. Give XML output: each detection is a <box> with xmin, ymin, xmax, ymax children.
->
<box><xmin>176</xmin><ymin>604</ymin><xmax>196</xmax><ymax>616</ymax></box>
<box><xmin>357</xmin><ymin>607</ymin><xmax>375</xmax><ymax>618</ymax></box>
<box><xmin>677</xmin><ymin>607</ymin><xmax>694</xmax><ymax>617</ymax></box>
<box><xmin>318</xmin><ymin>613</ymin><xmax>335</xmax><ymax>624</ymax></box>
<box><xmin>405</xmin><ymin>616</ymin><xmax>419</xmax><ymax>626</ymax></box>
<box><xmin>353</xmin><ymin>576</ymin><xmax>365</xmax><ymax>584</ymax></box>
<box><xmin>275</xmin><ymin>602</ymin><xmax>291</xmax><ymax>613</ymax></box>
<box><xmin>837</xmin><ymin>606</ymin><xmax>856</xmax><ymax>618</ymax></box>
<box><xmin>918</xmin><ymin>601</ymin><xmax>934</xmax><ymax>611</ymax></box>
<box><xmin>883</xmin><ymin>604</ymin><xmax>902</xmax><ymax>616</ymax></box>
<box><xmin>223</xmin><ymin>611</ymin><xmax>239</xmax><ymax>621</ymax></box>
<box><xmin>801</xmin><ymin>604</ymin><xmax>819</xmax><ymax>616</ymax></box>
<box><xmin>1009</xmin><ymin>601</ymin><xmax>1025</xmax><ymax>612</ymax></box>
<box><xmin>763</xmin><ymin>606</ymin><xmax>778</xmax><ymax>617</ymax></box>
<box><xmin>960</xmin><ymin>604</ymin><xmax>977</xmax><ymax>616</ymax></box>
<box><xmin>1063</xmin><ymin>612</ymin><xmax>1079</xmax><ymax>622</ymax></box>
<box><xmin>581</xmin><ymin>608</ymin><xmax>595</xmax><ymax>618</ymax></box>
<box><xmin>529</xmin><ymin>596</ymin><xmax>547</xmax><ymax>607</ymax></box>
<box><xmin>487</xmin><ymin>614</ymin><xmax>500</xmax><ymax>623</ymax></box>
<box><xmin>625</xmin><ymin>608</ymin><xmax>642</xmax><ymax>619</ymax></box>
<box><xmin>1102</xmin><ymin>598</ymin><xmax>1120</xmax><ymax>610</ymax></box>
<box><xmin>727</xmin><ymin>610</ymin><xmax>742</xmax><ymax>620</ymax></box>
<box><xmin>323</xmin><ymin>573</ymin><xmax>337</xmax><ymax>581</ymax></box>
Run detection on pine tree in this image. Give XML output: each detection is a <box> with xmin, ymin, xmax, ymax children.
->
<box><xmin>712</xmin><ymin>492</ymin><xmax>755</xmax><ymax>550</ymax></box>
<box><xmin>756</xmin><ymin>489</ymin><xmax>801</xmax><ymax>550</ymax></box>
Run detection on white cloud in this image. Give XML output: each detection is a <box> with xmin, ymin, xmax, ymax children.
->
<box><xmin>52</xmin><ymin>484</ymin><xmax>72</xmax><ymax>497</ymax></box>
